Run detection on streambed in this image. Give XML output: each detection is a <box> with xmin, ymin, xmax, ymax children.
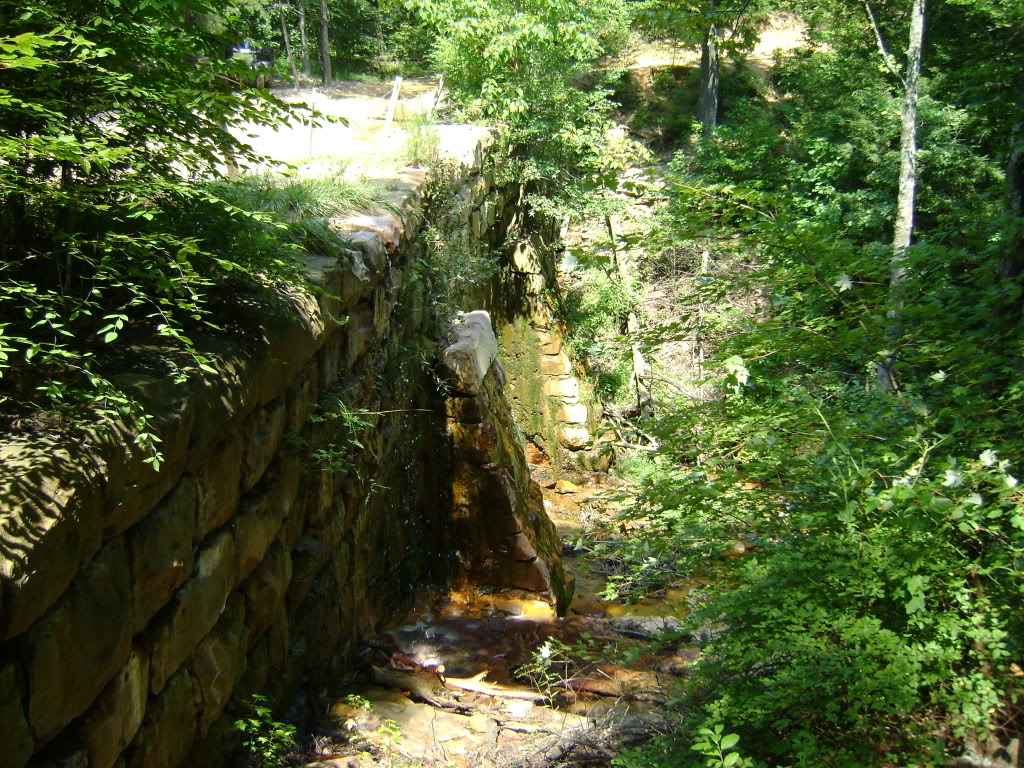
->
<box><xmin>300</xmin><ymin>476</ymin><xmax>703</xmax><ymax>768</ymax></box>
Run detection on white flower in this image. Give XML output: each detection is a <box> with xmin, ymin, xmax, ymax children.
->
<box><xmin>979</xmin><ymin>449</ymin><xmax>998</xmax><ymax>467</ymax></box>
<box><xmin>834</xmin><ymin>274</ymin><xmax>853</xmax><ymax>292</ymax></box>
<box><xmin>943</xmin><ymin>469</ymin><xmax>964</xmax><ymax>488</ymax></box>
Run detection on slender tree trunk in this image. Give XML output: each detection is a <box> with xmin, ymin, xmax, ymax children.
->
<box><xmin>697</xmin><ymin>0</ymin><xmax>719</xmax><ymax>138</ymax></box>
<box><xmin>298</xmin><ymin>0</ymin><xmax>311</xmax><ymax>77</ymax></box>
<box><xmin>892</xmin><ymin>0</ymin><xmax>925</xmax><ymax>266</ymax></box>
<box><xmin>319</xmin><ymin>0</ymin><xmax>331</xmax><ymax>87</ymax></box>
<box><xmin>607</xmin><ymin>215</ymin><xmax>655</xmax><ymax>419</ymax></box>
<box><xmin>60</xmin><ymin>160</ymin><xmax>75</xmax><ymax>295</ymax></box>
<box><xmin>878</xmin><ymin>0</ymin><xmax>925</xmax><ymax>392</ymax></box>
<box><xmin>280</xmin><ymin>5</ymin><xmax>299</xmax><ymax>88</ymax></box>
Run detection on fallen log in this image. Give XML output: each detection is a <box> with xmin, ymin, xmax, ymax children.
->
<box><xmin>444</xmin><ymin>670</ymin><xmax>548</xmax><ymax>702</ymax></box>
<box><xmin>369</xmin><ymin>665</ymin><xmax>464</xmax><ymax>711</ymax></box>
<box><xmin>370</xmin><ymin>665</ymin><xmax>545</xmax><ymax>705</ymax></box>
<box><xmin>561</xmin><ymin>677</ymin><xmax>665</xmax><ymax>702</ymax></box>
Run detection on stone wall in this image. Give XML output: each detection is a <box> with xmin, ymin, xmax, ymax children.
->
<box><xmin>441</xmin><ymin>311</ymin><xmax>573</xmax><ymax>614</ymax></box>
<box><xmin>475</xmin><ymin>235</ymin><xmax>605</xmax><ymax>478</ymax></box>
<box><xmin>0</xmin><ymin>128</ymin><xmax>549</xmax><ymax>768</ymax></box>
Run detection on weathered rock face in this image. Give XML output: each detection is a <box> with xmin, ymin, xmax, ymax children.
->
<box><xmin>0</xmin><ymin>129</ymin><xmax>546</xmax><ymax>768</ymax></box>
<box><xmin>441</xmin><ymin>312</ymin><xmax>574</xmax><ymax>614</ymax></box>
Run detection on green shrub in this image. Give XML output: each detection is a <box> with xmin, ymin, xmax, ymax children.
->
<box><xmin>234</xmin><ymin>695</ymin><xmax>298</xmax><ymax>768</ymax></box>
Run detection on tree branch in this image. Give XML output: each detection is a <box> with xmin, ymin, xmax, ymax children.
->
<box><xmin>672</xmin><ymin>182</ymin><xmax>776</xmax><ymax>221</ymax></box>
<box><xmin>641</xmin><ymin>371</ymin><xmax>701</xmax><ymax>400</ymax></box>
<box><xmin>862</xmin><ymin>0</ymin><xmax>906</xmax><ymax>87</ymax></box>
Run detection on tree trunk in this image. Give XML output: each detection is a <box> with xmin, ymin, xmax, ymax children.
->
<box><xmin>607</xmin><ymin>215</ymin><xmax>655</xmax><ymax>419</ymax></box>
<box><xmin>319</xmin><ymin>0</ymin><xmax>331</xmax><ymax>87</ymax></box>
<box><xmin>280</xmin><ymin>5</ymin><xmax>299</xmax><ymax>88</ymax></box>
<box><xmin>299</xmin><ymin>0</ymin><xmax>311</xmax><ymax>78</ymax></box>
<box><xmin>697</xmin><ymin>0</ymin><xmax>719</xmax><ymax>138</ymax></box>
<box><xmin>878</xmin><ymin>0</ymin><xmax>925</xmax><ymax>392</ymax></box>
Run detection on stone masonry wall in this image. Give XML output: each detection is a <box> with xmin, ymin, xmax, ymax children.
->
<box><xmin>474</xmin><ymin>234</ymin><xmax>605</xmax><ymax>478</ymax></box>
<box><xmin>441</xmin><ymin>311</ymin><xmax>573</xmax><ymax>614</ymax></box>
<box><xmin>0</xmin><ymin>128</ymin><xmax>526</xmax><ymax>768</ymax></box>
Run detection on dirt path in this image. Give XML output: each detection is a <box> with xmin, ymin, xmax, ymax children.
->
<box><xmin>624</xmin><ymin>13</ymin><xmax>806</xmax><ymax>73</ymax></box>
<box><xmin>234</xmin><ymin>76</ymin><xmax>491</xmax><ymax>179</ymax></box>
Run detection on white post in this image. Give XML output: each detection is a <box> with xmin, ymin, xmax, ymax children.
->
<box><xmin>429</xmin><ymin>72</ymin><xmax>446</xmax><ymax>120</ymax></box>
<box><xmin>383</xmin><ymin>75</ymin><xmax>403</xmax><ymax>135</ymax></box>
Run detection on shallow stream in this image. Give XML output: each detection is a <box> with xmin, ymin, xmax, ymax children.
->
<box><xmin>303</xmin><ymin>477</ymin><xmax>700</xmax><ymax>768</ymax></box>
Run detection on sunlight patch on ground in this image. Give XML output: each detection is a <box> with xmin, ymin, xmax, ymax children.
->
<box><xmin>627</xmin><ymin>12</ymin><xmax>808</xmax><ymax>73</ymax></box>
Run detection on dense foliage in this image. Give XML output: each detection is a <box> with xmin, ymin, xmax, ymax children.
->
<box><xmin>592</xmin><ymin>1</ymin><xmax>1024</xmax><ymax>765</ymax></box>
<box><xmin>0</xmin><ymin>0</ymin><xmax>365</xmax><ymax>458</ymax></box>
<box><xmin>404</xmin><ymin>0</ymin><xmax>633</xmax><ymax>212</ymax></box>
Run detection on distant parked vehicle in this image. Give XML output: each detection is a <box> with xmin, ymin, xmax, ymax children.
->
<box><xmin>231</xmin><ymin>38</ymin><xmax>274</xmax><ymax>88</ymax></box>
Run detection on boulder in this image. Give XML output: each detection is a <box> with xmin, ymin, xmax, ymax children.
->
<box><xmin>194</xmin><ymin>433</ymin><xmax>244</xmax><ymax>538</ymax></box>
<box><xmin>126</xmin><ymin>668</ymin><xmax>198</xmax><ymax>768</ymax></box>
<box><xmin>240</xmin><ymin>541</ymin><xmax>292</xmax><ymax>648</ymax></box>
<box><xmin>240</xmin><ymin>398</ymin><xmax>288</xmax><ymax>492</ymax></box>
<box><xmin>346</xmin><ymin>301</ymin><xmax>376</xmax><ymax>368</ymax></box>
<box><xmin>147</xmin><ymin>530</ymin><xmax>237</xmax><ymax>694</ymax></box>
<box><xmin>0</xmin><ymin>436</ymin><xmax>105</xmax><ymax>640</ymax></box>
<box><xmin>186</xmin><ymin>334</ymin><xmax>260</xmax><ymax>462</ymax></box>
<box><xmin>78</xmin><ymin>648</ymin><xmax>149</xmax><ymax>768</ymax></box>
<box><xmin>188</xmin><ymin>594</ymin><xmax>247</xmax><ymax>734</ymax></box>
<box><xmin>509</xmin><ymin>240</ymin><xmax>544</xmax><ymax>275</ymax></box>
<box><xmin>558</xmin><ymin>426</ymin><xmax>591</xmax><ymax>450</ymax></box>
<box><xmin>252</xmin><ymin>289</ymin><xmax>327</xmax><ymax>406</ymax></box>
<box><xmin>543</xmin><ymin>376</ymin><xmax>579</xmax><ymax>400</ymax></box>
<box><xmin>339</xmin><ymin>229</ymin><xmax>388</xmax><ymax>272</ymax></box>
<box><xmin>535</xmin><ymin>329</ymin><xmax>562</xmax><ymax>355</ymax></box>
<box><xmin>233</xmin><ymin>479</ymin><xmax>292</xmax><ymax>582</ymax></box>
<box><xmin>609</xmin><ymin>615</ymin><xmax>684</xmax><ymax>639</ymax></box>
<box><xmin>556</xmin><ymin>403</ymin><xmax>589</xmax><ymax>425</ymax></box>
<box><xmin>100</xmin><ymin>371</ymin><xmax>194</xmax><ymax>537</ymax></box>
<box><xmin>335</xmin><ymin>247</ymin><xmax>376</xmax><ymax>310</ymax></box>
<box><xmin>539</xmin><ymin>352</ymin><xmax>571</xmax><ymax>376</ymax></box>
<box><xmin>286</xmin><ymin>358</ymin><xmax>319</xmax><ymax>433</ymax></box>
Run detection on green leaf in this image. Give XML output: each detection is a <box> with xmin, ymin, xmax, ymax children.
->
<box><xmin>905</xmin><ymin>593</ymin><xmax>925</xmax><ymax>614</ymax></box>
<box><xmin>720</xmin><ymin>733</ymin><xmax>740</xmax><ymax>750</ymax></box>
